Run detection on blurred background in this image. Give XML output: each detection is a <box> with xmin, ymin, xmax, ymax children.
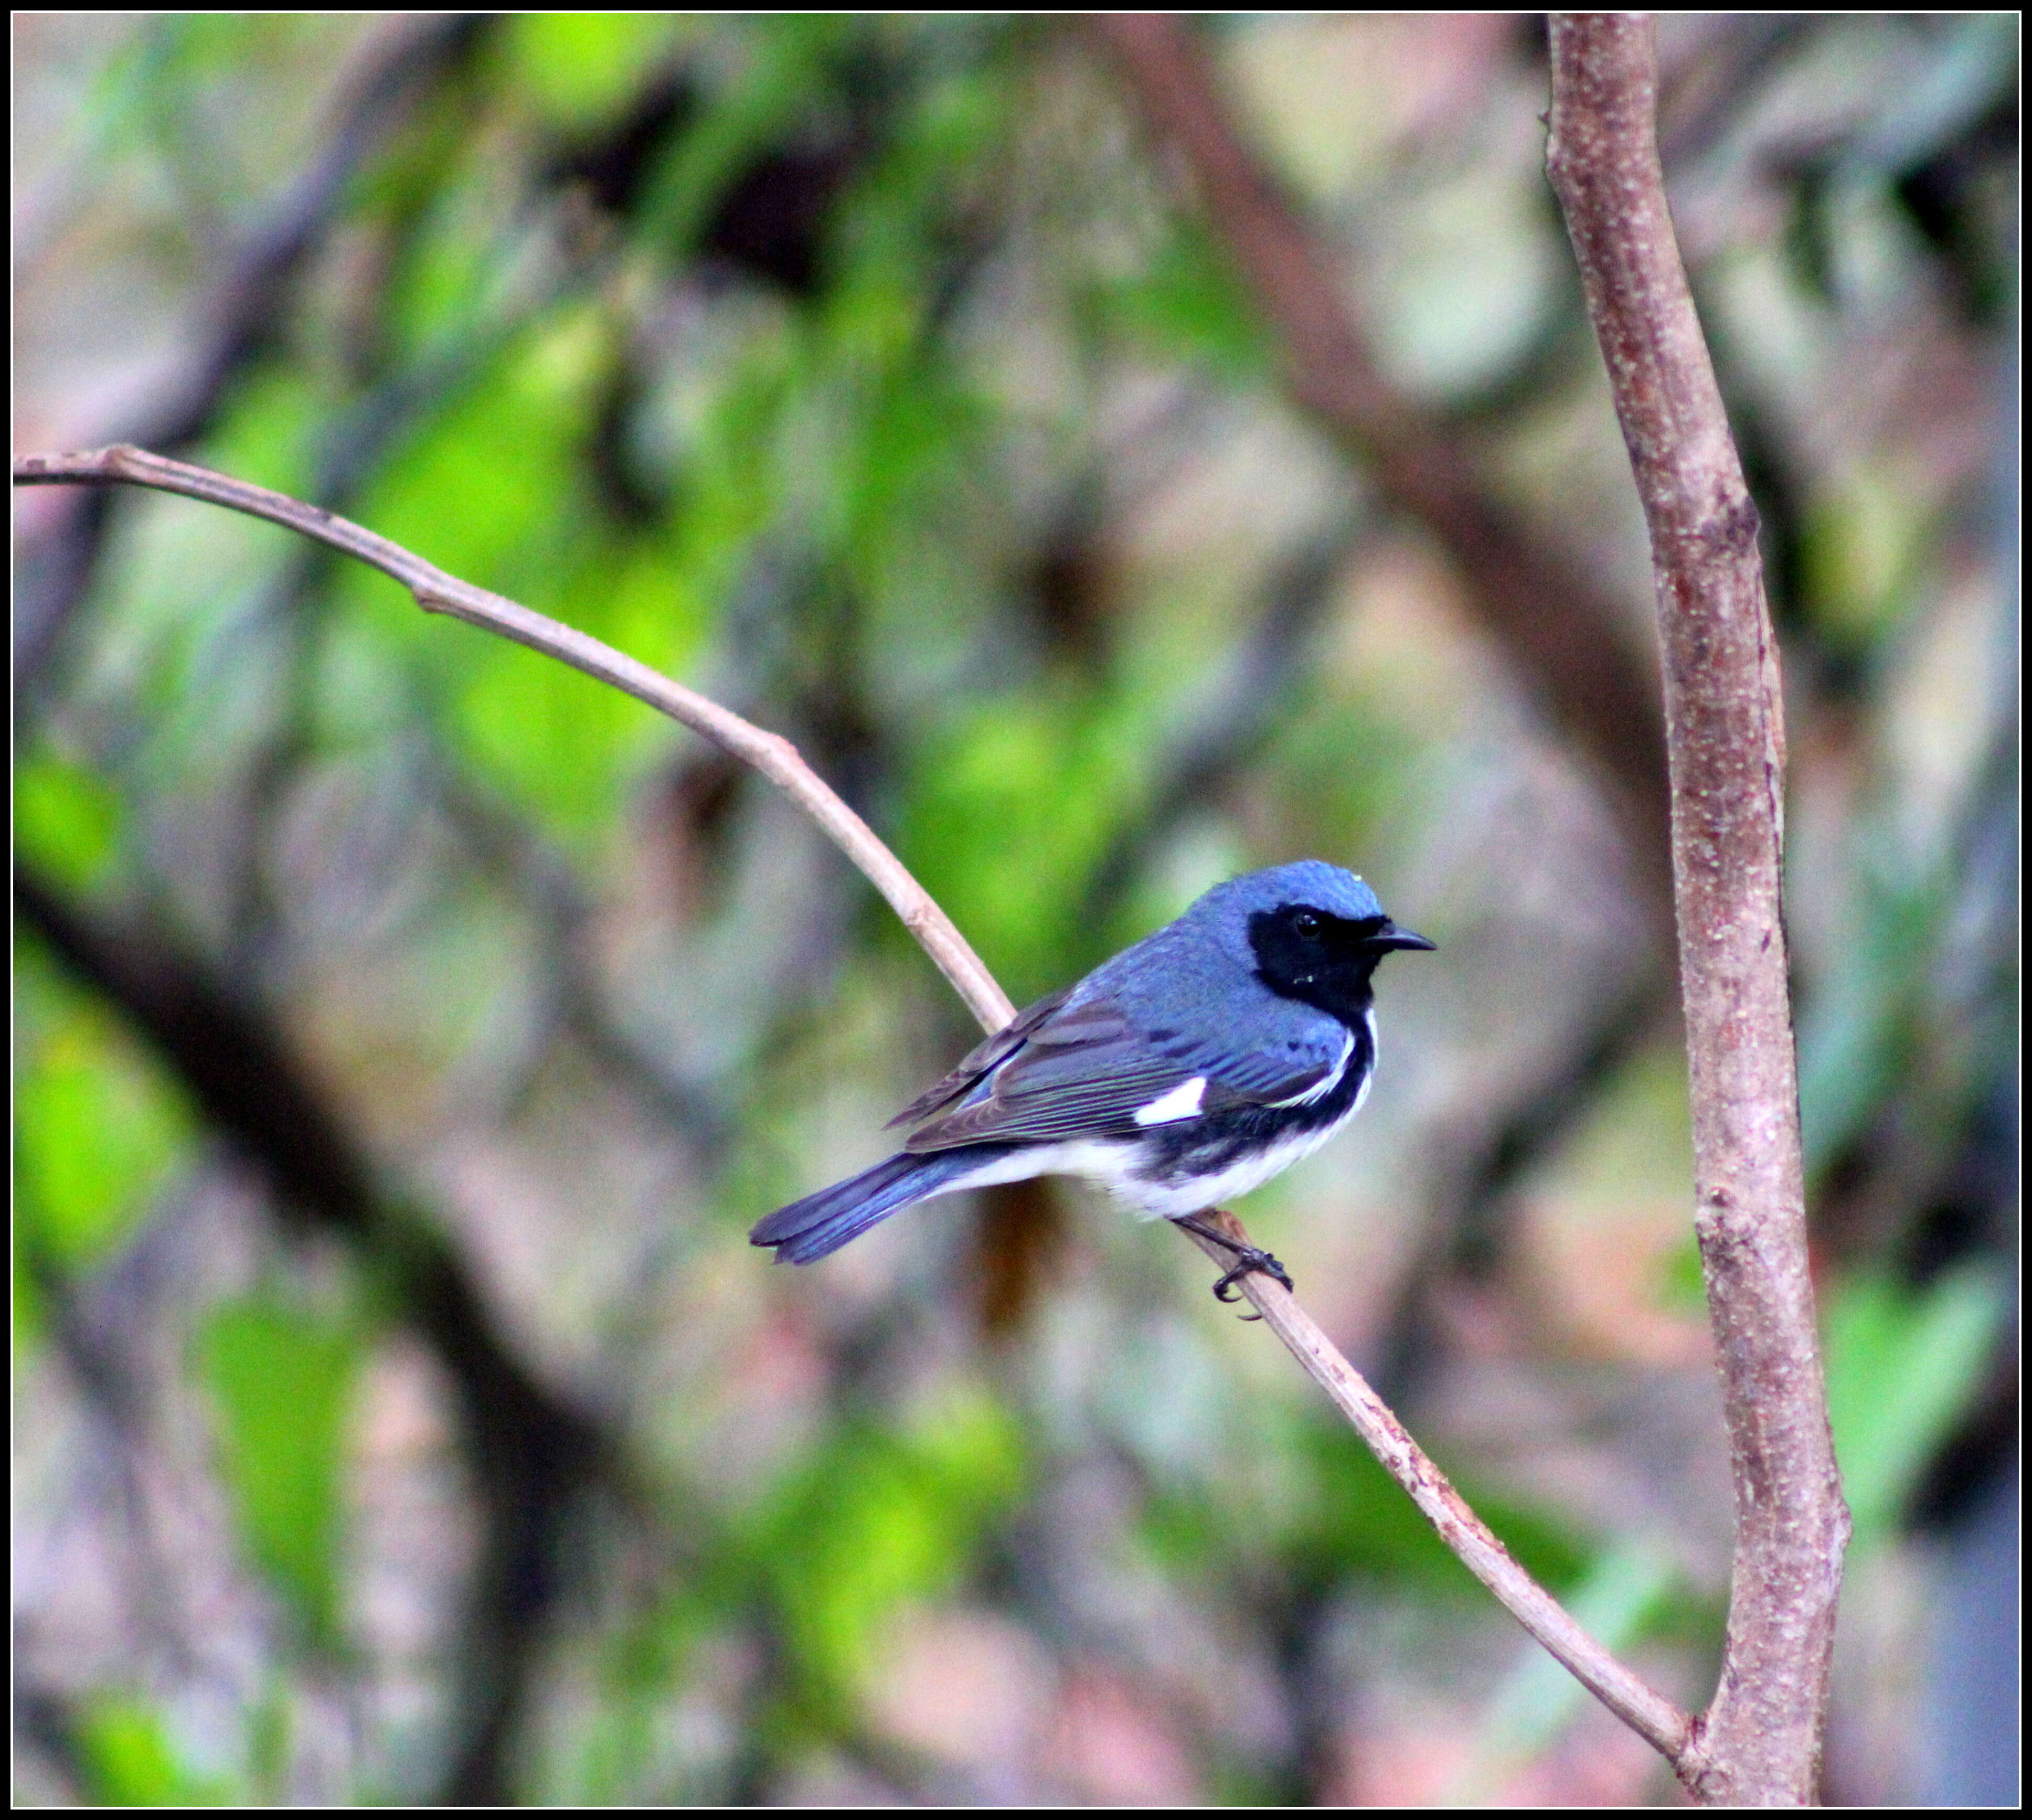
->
<box><xmin>13</xmin><ymin>15</ymin><xmax>2016</xmax><ymax>1806</ymax></box>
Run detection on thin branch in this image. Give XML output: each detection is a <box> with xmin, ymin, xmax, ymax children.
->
<box><xmin>15</xmin><ymin>443</ymin><xmax>1015</xmax><ymax>1034</ymax></box>
<box><xmin>1189</xmin><ymin>1208</ymin><xmax>1692</xmax><ymax>1758</ymax></box>
<box><xmin>13</xmin><ymin>15</ymin><xmax>492</xmax><ymax>698</ymax></box>
<box><xmin>12</xmin><ymin>442</ymin><xmax>1696</xmax><ymax>1769</ymax></box>
<box><xmin>1546</xmin><ymin>16</ymin><xmax>1847</xmax><ymax>1805</ymax></box>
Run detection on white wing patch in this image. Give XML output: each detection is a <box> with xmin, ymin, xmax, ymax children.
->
<box><xmin>1133</xmin><ymin>1076</ymin><xmax>1207</xmax><ymax>1125</ymax></box>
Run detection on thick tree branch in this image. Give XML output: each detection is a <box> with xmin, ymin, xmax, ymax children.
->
<box><xmin>1089</xmin><ymin>14</ymin><xmax>1676</xmax><ymax>933</ymax></box>
<box><xmin>1546</xmin><ymin>16</ymin><xmax>1847</xmax><ymax>1805</ymax></box>
<box><xmin>12</xmin><ymin>443</ymin><xmax>1695</xmax><ymax>1770</ymax></box>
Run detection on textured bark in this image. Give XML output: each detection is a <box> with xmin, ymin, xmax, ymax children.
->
<box><xmin>1546</xmin><ymin>15</ymin><xmax>1848</xmax><ymax>1805</ymax></box>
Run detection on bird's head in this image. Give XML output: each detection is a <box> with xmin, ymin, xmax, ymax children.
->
<box><xmin>1191</xmin><ymin>861</ymin><xmax>1434</xmax><ymax>1019</ymax></box>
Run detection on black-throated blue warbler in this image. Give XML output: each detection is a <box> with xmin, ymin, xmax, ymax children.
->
<box><xmin>750</xmin><ymin>861</ymin><xmax>1432</xmax><ymax>1298</ymax></box>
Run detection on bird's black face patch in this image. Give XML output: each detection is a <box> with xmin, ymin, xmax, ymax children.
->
<box><xmin>1248</xmin><ymin>903</ymin><xmax>1425</xmax><ymax>1025</ymax></box>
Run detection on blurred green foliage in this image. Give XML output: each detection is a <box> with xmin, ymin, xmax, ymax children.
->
<box><xmin>763</xmin><ymin>1387</ymin><xmax>1028</xmax><ymax>1696</ymax></box>
<box><xmin>16</xmin><ymin>945</ymin><xmax>196</xmax><ymax>1339</ymax></box>
<box><xmin>197</xmin><ymin>1297</ymin><xmax>364</xmax><ymax>1649</ymax></box>
<box><xmin>13</xmin><ymin>12</ymin><xmax>2014</xmax><ymax>1806</ymax></box>
<box><xmin>1824</xmin><ymin>1264</ymin><xmax>2010</xmax><ymax>1548</ymax></box>
<box><xmin>74</xmin><ymin>1697</ymin><xmax>237</xmax><ymax>1807</ymax></box>
<box><xmin>14</xmin><ymin>752</ymin><xmax>123</xmax><ymax>892</ymax></box>
<box><xmin>1090</xmin><ymin>216</ymin><xmax>1273</xmax><ymax>383</ymax></box>
<box><xmin>902</xmin><ymin>691</ymin><xmax>1153</xmax><ymax>998</ymax></box>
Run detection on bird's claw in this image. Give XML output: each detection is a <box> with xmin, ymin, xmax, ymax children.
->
<box><xmin>1210</xmin><ymin>1246</ymin><xmax>1293</xmax><ymax>1316</ymax></box>
<box><xmin>1171</xmin><ymin>1214</ymin><xmax>1294</xmax><ymax>1318</ymax></box>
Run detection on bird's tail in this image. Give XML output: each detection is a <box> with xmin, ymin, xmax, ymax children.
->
<box><xmin>750</xmin><ymin>1148</ymin><xmax>995</xmax><ymax>1264</ymax></box>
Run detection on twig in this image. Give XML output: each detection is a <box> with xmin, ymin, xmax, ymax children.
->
<box><xmin>12</xmin><ymin>442</ymin><xmax>1696</xmax><ymax>1769</ymax></box>
<box><xmin>13</xmin><ymin>16</ymin><xmax>491</xmax><ymax>697</ymax></box>
<box><xmin>1546</xmin><ymin>16</ymin><xmax>1847</xmax><ymax>1804</ymax></box>
<box><xmin>14</xmin><ymin>444</ymin><xmax>1014</xmax><ymax>1034</ymax></box>
<box><xmin>1088</xmin><ymin>15</ymin><xmax>1676</xmax><ymax>935</ymax></box>
<box><xmin>1189</xmin><ymin>1208</ymin><xmax>1691</xmax><ymax>1758</ymax></box>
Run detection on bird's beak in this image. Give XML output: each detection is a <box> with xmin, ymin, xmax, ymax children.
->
<box><xmin>1376</xmin><ymin>921</ymin><xmax>1435</xmax><ymax>953</ymax></box>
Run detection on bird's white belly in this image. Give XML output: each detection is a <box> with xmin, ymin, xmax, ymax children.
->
<box><xmin>1109</xmin><ymin>1116</ymin><xmax>1349</xmax><ymax>1219</ymax></box>
<box><xmin>931</xmin><ymin>1114</ymin><xmax>1359</xmax><ymax>1225</ymax></box>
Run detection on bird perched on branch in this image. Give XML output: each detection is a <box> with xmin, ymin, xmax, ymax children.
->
<box><xmin>750</xmin><ymin>861</ymin><xmax>1432</xmax><ymax>1300</ymax></box>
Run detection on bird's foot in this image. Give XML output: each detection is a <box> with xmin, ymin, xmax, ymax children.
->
<box><xmin>1211</xmin><ymin>1247</ymin><xmax>1293</xmax><ymax>1304</ymax></box>
<box><xmin>1172</xmin><ymin>1214</ymin><xmax>1294</xmax><ymax>1315</ymax></box>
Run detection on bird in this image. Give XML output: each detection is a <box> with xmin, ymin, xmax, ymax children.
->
<box><xmin>749</xmin><ymin>861</ymin><xmax>1433</xmax><ymax>1300</ymax></box>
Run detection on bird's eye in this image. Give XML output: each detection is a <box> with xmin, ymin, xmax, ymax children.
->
<box><xmin>1292</xmin><ymin>910</ymin><xmax>1322</xmax><ymax>939</ymax></box>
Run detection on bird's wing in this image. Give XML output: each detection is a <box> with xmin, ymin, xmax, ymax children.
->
<box><xmin>884</xmin><ymin>987</ymin><xmax>1073</xmax><ymax>1130</ymax></box>
<box><xmin>898</xmin><ymin>988</ymin><xmax>1349</xmax><ymax>1152</ymax></box>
